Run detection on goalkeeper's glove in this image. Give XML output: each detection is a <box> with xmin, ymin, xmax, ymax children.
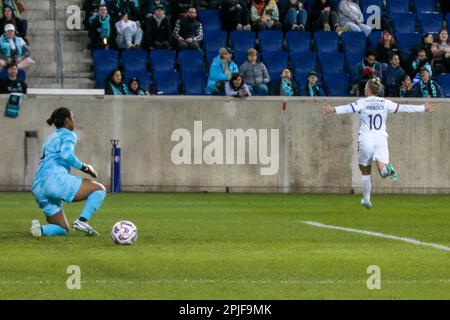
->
<box><xmin>81</xmin><ymin>164</ymin><xmax>98</xmax><ymax>178</ymax></box>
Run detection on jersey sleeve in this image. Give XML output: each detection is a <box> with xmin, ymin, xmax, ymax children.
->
<box><xmin>335</xmin><ymin>98</ymin><xmax>364</xmax><ymax>114</ymax></box>
<box><xmin>60</xmin><ymin>132</ymin><xmax>83</xmax><ymax>170</ymax></box>
<box><xmin>387</xmin><ymin>100</ymin><xmax>425</xmax><ymax>113</ymax></box>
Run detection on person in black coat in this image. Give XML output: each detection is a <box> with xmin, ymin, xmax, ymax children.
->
<box><xmin>88</xmin><ymin>5</ymin><xmax>116</xmax><ymax>50</ymax></box>
<box><xmin>0</xmin><ymin>62</ymin><xmax>27</xmax><ymax>94</ymax></box>
<box><xmin>273</xmin><ymin>68</ymin><xmax>300</xmax><ymax>96</ymax></box>
<box><xmin>144</xmin><ymin>4</ymin><xmax>172</xmax><ymax>50</ymax></box>
<box><xmin>309</xmin><ymin>0</ymin><xmax>339</xmax><ymax>31</ymax></box>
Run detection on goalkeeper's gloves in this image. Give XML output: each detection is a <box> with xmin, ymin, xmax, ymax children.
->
<box><xmin>81</xmin><ymin>164</ymin><xmax>98</xmax><ymax>178</ymax></box>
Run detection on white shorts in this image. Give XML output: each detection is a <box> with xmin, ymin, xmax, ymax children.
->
<box><xmin>358</xmin><ymin>136</ymin><xmax>389</xmax><ymax>166</ymax></box>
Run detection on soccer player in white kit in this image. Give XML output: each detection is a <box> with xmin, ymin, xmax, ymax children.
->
<box><xmin>322</xmin><ymin>78</ymin><xmax>435</xmax><ymax>209</ymax></box>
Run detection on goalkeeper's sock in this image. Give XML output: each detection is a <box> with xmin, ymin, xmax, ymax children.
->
<box><xmin>41</xmin><ymin>224</ymin><xmax>68</xmax><ymax>236</ymax></box>
<box><xmin>361</xmin><ymin>175</ymin><xmax>372</xmax><ymax>201</ymax></box>
<box><xmin>380</xmin><ymin>166</ymin><xmax>389</xmax><ymax>178</ymax></box>
<box><xmin>79</xmin><ymin>190</ymin><xmax>106</xmax><ymax>222</ymax></box>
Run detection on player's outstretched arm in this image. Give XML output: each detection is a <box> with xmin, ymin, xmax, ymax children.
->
<box><xmin>424</xmin><ymin>102</ymin><xmax>436</xmax><ymax>113</ymax></box>
<box><xmin>393</xmin><ymin>101</ymin><xmax>436</xmax><ymax>113</ymax></box>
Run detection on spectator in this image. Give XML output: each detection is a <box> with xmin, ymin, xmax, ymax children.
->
<box><xmin>413</xmin><ymin>67</ymin><xmax>443</xmax><ymax>98</ymax></box>
<box><xmin>384</xmin><ymin>54</ymin><xmax>405</xmax><ymax>97</ymax></box>
<box><xmin>376</xmin><ymin>30</ymin><xmax>401</xmax><ymax>65</ymax></box>
<box><xmin>220</xmin><ymin>0</ymin><xmax>251</xmax><ymax>32</ymax></box>
<box><xmin>115</xmin><ymin>13</ymin><xmax>143</xmax><ymax>49</ymax></box>
<box><xmin>171</xmin><ymin>0</ymin><xmax>199</xmax><ymax>25</ymax></box>
<box><xmin>353</xmin><ymin>50</ymin><xmax>383</xmax><ymax>96</ymax></box>
<box><xmin>408</xmin><ymin>49</ymin><xmax>432</xmax><ymax>83</ymax></box>
<box><xmin>239</xmin><ymin>48</ymin><xmax>270</xmax><ymax>95</ymax></box>
<box><xmin>143</xmin><ymin>4</ymin><xmax>172</xmax><ymax>50</ymax></box>
<box><xmin>431</xmin><ymin>29</ymin><xmax>450</xmax><ymax>75</ymax></box>
<box><xmin>0</xmin><ymin>5</ymin><xmax>26</xmax><ymax>42</ymax></box>
<box><xmin>274</xmin><ymin>68</ymin><xmax>300</xmax><ymax>96</ymax></box>
<box><xmin>0</xmin><ymin>0</ymin><xmax>22</xmax><ymax>19</ymax></box>
<box><xmin>225</xmin><ymin>72</ymin><xmax>252</xmax><ymax>97</ymax></box>
<box><xmin>310</xmin><ymin>0</ymin><xmax>341</xmax><ymax>32</ymax></box>
<box><xmin>250</xmin><ymin>0</ymin><xmax>282</xmax><ymax>32</ymax></box>
<box><xmin>111</xmin><ymin>0</ymin><xmax>140</xmax><ymax>21</ymax></box>
<box><xmin>0</xmin><ymin>24</ymin><xmax>34</xmax><ymax>69</ymax></box>
<box><xmin>0</xmin><ymin>62</ymin><xmax>26</xmax><ymax>93</ymax></box>
<box><xmin>206</xmin><ymin>47</ymin><xmax>239</xmax><ymax>95</ymax></box>
<box><xmin>397</xmin><ymin>74</ymin><xmax>415</xmax><ymax>98</ymax></box>
<box><xmin>83</xmin><ymin>0</ymin><xmax>113</xmax><ymax>29</ymax></box>
<box><xmin>282</xmin><ymin>0</ymin><xmax>307</xmax><ymax>31</ymax></box>
<box><xmin>338</xmin><ymin>0</ymin><xmax>371</xmax><ymax>36</ymax></box>
<box><xmin>127</xmin><ymin>77</ymin><xmax>150</xmax><ymax>95</ymax></box>
<box><xmin>105</xmin><ymin>69</ymin><xmax>129</xmax><ymax>95</ymax></box>
<box><xmin>173</xmin><ymin>7</ymin><xmax>203</xmax><ymax>51</ymax></box>
<box><xmin>420</xmin><ymin>33</ymin><xmax>434</xmax><ymax>63</ymax></box>
<box><xmin>301</xmin><ymin>70</ymin><xmax>325</xmax><ymax>96</ymax></box>
<box><xmin>88</xmin><ymin>5</ymin><xmax>115</xmax><ymax>50</ymax></box>
<box><xmin>142</xmin><ymin>0</ymin><xmax>169</xmax><ymax>18</ymax></box>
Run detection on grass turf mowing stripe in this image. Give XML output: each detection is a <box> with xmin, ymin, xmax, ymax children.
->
<box><xmin>300</xmin><ymin>221</ymin><xmax>450</xmax><ymax>253</ymax></box>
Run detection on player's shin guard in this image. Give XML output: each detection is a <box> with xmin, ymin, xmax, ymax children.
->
<box><xmin>41</xmin><ymin>224</ymin><xmax>68</xmax><ymax>236</ymax></box>
<box><xmin>79</xmin><ymin>190</ymin><xmax>106</xmax><ymax>222</ymax></box>
<box><xmin>361</xmin><ymin>175</ymin><xmax>372</xmax><ymax>201</ymax></box>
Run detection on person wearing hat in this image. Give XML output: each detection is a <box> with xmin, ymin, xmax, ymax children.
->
<box><xmin>239</xmin><ymin>48</ymin><xmax>270</xmax><ymax>95</ymax></box>
<box><xmin>408</xmin><ymin>48</ymin><xmax>433</xmax><ymax>83</ymax></box>
<box><xmin>127</xmin><ymin>77</ymin><xmax>150</xmax><ymax>95</ymax></box>
<box><xmin>412</xmin><ymin>67</ymin><xmax>443</xmax><ymax>98</ymax></box>
<box><xmin>145</xmin><ymin>0</ymin><xmax>169</xmax><ymax>18</ymax></box>
<box><xmin>205</xmin><ymin>47</ymin><xmax>239</xmax><ymax>95</ymax></box>
<box><xmin>0</xmin><ymin>23</ymin><xmax>34</xmax><ymax>69</ymax></box>
<box><xmin>376</xmin><ymin>30</ymin><xmax>401</xmax><ymax>65</ymax></box>
<box><xmin>144</xmin><ymin>4</ymin><xmax>172</xmax><ymax>50</ymax></box>
<box><xmin>274</xmin><ymin>68</ymin><xmax>300</xmax><ymax>96</ymax></box>
<box><xmin>0</xmin><ymin>5</ymin><xmax>27</xmax><ymax>42</ymax></box>
<box><xmin>301</xmin><ymin>70</ymin><xmax>325</xmax><ymax>96</ymax></box>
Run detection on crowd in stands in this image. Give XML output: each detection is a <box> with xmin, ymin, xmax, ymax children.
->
<box><xmin>84</xmin><ymin>0</ymin><xmax>450</xmax><ymax>98</ymax></box>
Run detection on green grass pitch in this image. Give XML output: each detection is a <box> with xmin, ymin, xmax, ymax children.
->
<box><xmin>0</xmin><ymin>192</ymin><xmax>449</xmax><ymax>300</ymax></box>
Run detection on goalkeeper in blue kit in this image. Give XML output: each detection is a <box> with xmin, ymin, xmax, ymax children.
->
<box><xmin>30</xmin><ymin>107</ymin><xmax>106</xmax><ymax>237</ymax></box>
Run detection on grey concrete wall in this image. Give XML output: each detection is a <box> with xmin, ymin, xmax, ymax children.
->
<box><xmin>0</xmin><ymin>95</ymin><xmax>448</xmax><ymax>194</ymax></box>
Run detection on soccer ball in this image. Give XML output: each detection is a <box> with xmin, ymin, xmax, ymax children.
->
<box><xmin>111</xmin><ymin>221</ymin><xmax>138</xmax><ymax>245</ymax></box>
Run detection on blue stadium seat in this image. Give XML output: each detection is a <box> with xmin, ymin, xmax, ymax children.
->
<box><xmin>391</xmin><ymin>13</ymin><xmax>417</xmax><ymax>34</ymax></box>
<box><xmin>345</xmin><ymin>51</ymin><xmax>364</xmax><ymax>80</ymax></box>
<box><xmin>124</xmin><ymin>70</ymin><xmax>151</xmax><ymax>91</ymax></box>
<box><xmin>153</xmin><ymin>70</ymin><xmax>179</xmax><ymax>95</ymax></box>
<box><xmin>198</xmin><ymin>9</ymin><xmax>221</xmax><ymax>33</ymax></box>
<box><xmin>412</xmin><ymin>0</ymin><xmax>437</xmax><ymax>14</ymax></box>
<box><xmin>418</xmin><ymin>13</ymin><xmax>443</xmax><ymax>34</ymax></box>
<box><xmin>150</xmin><ymin>49</ymin><xmax>176</xmax><ymax>73</ymax></box>
<box><xmin>387</xmin><ymin>0</ymin><xmax>410</xmax><ymax>15</ymax></box>
<box><xmin>342</xmin><ymin>31</ymin><xmax>366</xmax><ymax>55</ymax></box>
<box><xmin>319</xmin><ymin>52</ymin><xmax>345</xmax><ymax>74</ymax></box>
<box><xmin>258</xmin><ymin>30</ymin><xmax>284</xmax><ymax>56</ymax></box>
<box><xmin>437</xmin><ymin>74</ymin><xmax>450</xmax><ymax>97</ymax></box>
<box><xmin>447</xmin><ymin>13</ymin><xmax>450</xmax><ymax>30</ymax></box>
<box><xmin>178</xmin><ymin>50</ymin><xmax>204</xmax><ymax>75</ymax></box>
<box><xmin>360</xmin><ymin>0</ymin><xmax>384</xmax><ymax>22</ymax></box>
<box><xmin>263</xmin><ymin>51</ymin><xmax>289</xmax><ymax>81</ymax></box>
<box><xmin>232</xmin><ymin>50</ymin><xmax>248</xmax><ymax>66</ymax></box>
<box><xmin>314</xmin><ymin>31</ymin><xmax>339</xmax><ymax>54</ymax></box>
<box><xmin>367</xmin><ymin>30</ymin><xmax>382</xmax><ymax>49</ymax></box>
<box><xmin>182</xmin><ymin>72</ymin><xmax>207</xmax><ymax>95</ymax></box>
<box><xmin>291</xmin><ymin>52</ymin><xmax>317</xmax><ymax>74</ymax></box>
<box><xmin>230</xmin><ymin>31</ymin><xmax>256</xmax><ymax>52</ymax></box>
<box><xmin>397</xmin><ymin>32</ymin><xmax>421</xmax><ymax>61</ymax></box>
<box><xmin>121</xmin><ymin>49</ymin><xmax>148</xmax><ymax>73</ymax></box>
<box><xmin>203</xmin><ymin>30</ymin><xmax>227</xmax><ymax>54</ymax></box>
<box><xmin>323</xmin><ymin>73</ymin><xmax>350</xmax><ymax>96</ymax></box>
<box><xmin>286</xmin><ymin>31</ymin><xmax>311</xmax><ymax>55</ymax></box>
<box><xmin>93</xmin><ymin>49</ymin><xmax>119</xmax><ymax>88</ymax></box>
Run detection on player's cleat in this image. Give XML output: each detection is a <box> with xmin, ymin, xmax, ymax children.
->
<box><xmin>361</xmin><ymin>199</ymin><xmax>372</xmax><ymax>209</ymax></box>
<box><xmin>386</xmin><ymin>164</ymin><xmax>398</xmax><ymax>181</ymax></box>
<box><xmin>30</xmin><ymin>219</ymin><xmax>42</xmax><ymax>237</ymax></box>
<box><xmin>73</xmin><ymin>219</ymin><xmax>100</xmax><ymax>236</ymax></box>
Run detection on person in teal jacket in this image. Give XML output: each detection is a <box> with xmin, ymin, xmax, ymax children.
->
<box><xmin>205</xmin><ymin>47</ymin><xmax>239</xmax><ymax>95</ymax></box>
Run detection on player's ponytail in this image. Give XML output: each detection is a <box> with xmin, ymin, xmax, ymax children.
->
<box><xmin>367</xmin><ymin>78</ymin><xmax>384</xmax><ymax>96</ymax></box>
<box><xmin>47</xmin><ymin>107</ymin><xmax>72</xmax><ymax>128</ymax></box>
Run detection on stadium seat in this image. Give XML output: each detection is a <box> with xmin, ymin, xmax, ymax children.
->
<box><xmin>232</xmin><ymin>50</ymin><xmax>248</xmax><ymax>66</ymax></box>
<box><xmin>124</xmin><ymin>70</ymin><xmax>151</xmax><ymax>91</ymax></box>
<box><xmin>397</xmin><ymin>32</ymin><xmax>421</xmax><ymax>61</ymax></box>
<box><xmin>263</xmin><ymin>51</ymin><xmax>289</xmax><ymax>81</ymax></box>
<box><xmin>182</xmin><ymin>72</ymin><xmax>207</xmax><ymax>95</ymax></box>
<box><xmin>314</xmin><ymin>31</ymin><xmax>339</xmax><ymax>54</ymax></box>
<box><xmin>412</xmin><ymin>0</ymin><xmax>437</xmax><ymax>14</ymax></box>
<box><xmin>367</xmin><ymin>31</ymin><xmax>382</xmax><ymax>49</ymax></box>
<box><xmin>93</xmin><ymin>49</ymin><xmax>119</xmax><ymax>88</ymax></box>
<box><xmin>418</xmin><ymin>13</ymin><xmax>443</xmax><ymax>34</ymax></box>
<box><xmin>345</xmin><ymin>51</ymin><xmax>365</xmax><ymax>81</ymax></box>
<box><xmin>153</xmin><ymin>70</ymin><xmax>179</xmax><ymax>95</ymax></box>
<box><xmin>360</xmin><ymin>0</ymin><xmax>384</xmax><ymax>23</ymax></box>
<box><xmin>178</xmin><ymin>50</ymin><xmax>204</xmax><ymax>75</ymax></box>
<box><xmin>230</xmin><ymin>31</ymin><xmax>256</xmax><ymax>52</ymax></box>
<box><xmin>319</xmin><ymin>52</ymin><xmax>345</xmax><ymax>74</ymax></box>
<box><xmin>342</xmin><ymin>31</ymin><xmax>366</xmax><ymax>55</ymax></box>
<box><xmin>203</xmin><ymin>30</ymin><xmax>227</xmax><ymax>54</ymax></box>
<box><xmin>121</xmin><ymin>49</ymin><xmax>148</xmax><ymax>73</ymax></box>
<box><xmin>387</xmin><ymin>0</ymin><xmax>410</xmax><ymax>15</ymax></box>
<box><xmin>323</xmin><ymin>73</ymin><xmax>350</xmax><ymax>96</ymax></box>
<box><xmin>447</xmin><ymin>13</ymin><xmax>450</xmax><ymax>30</ymax></box>
<box><xmin>286</xmin><ymin>31</ymin><xmax>311</xmax><ymax>55</ymax></box>
<box><xmin>437</xmin><ymin>74</ymin><xmax>450</xmax><ymax>97</ymax></box>
<box><xmin>391</xmin><ymin>13</ymin><xmax>417</xmax><ymax>35</ymax></box>
<box><xmin>291</xmin><ymin>52</ymin><xmax>317</xmax><ymax>74</ymax></box>
<box><xmin>198</xmin><ymin>9</ymin><xmax>221</xmax><ymax>33</ymax></box>
<box><xmin>150</xmin><ymin>49</ymin><xmax>176</xmax><ymax>73</ymax></box>
<box><xmin>258</xmin><ymin>30</ymin><xmax>284</xmax><ymax>56</ymax></box>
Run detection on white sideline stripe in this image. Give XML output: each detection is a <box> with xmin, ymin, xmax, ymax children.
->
<box><xmin>300</xmin><ymin>221</ymin><xmax>450</xmax><ymax>253</ymax></box>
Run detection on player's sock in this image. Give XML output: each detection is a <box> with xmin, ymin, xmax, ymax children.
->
<box><xmin>361</xmin><ymin>175</ymin><xmax>372</xmax><ymax>201</ymax></box>
<box><xmin>380</xmin><ymin>166</ymin><xmax>389</xmax><ymax>178</ymax></box>
<box><xmin>41</xmin><ymin>224</ymin><xmax>68</xmax><ymax>236</ymax></box>
<box><xmin>79</xmin><ymin>190</ymin><xmax>106</xmax><ymax>222</ymax></box>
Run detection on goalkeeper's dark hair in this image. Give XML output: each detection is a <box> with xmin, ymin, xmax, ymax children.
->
<box><xmin>47</xmin><ymin>107</ymin><xmax>72</xmax><ymax>128</ymax></box>
<box><xmin>367</xmin><ymin>78</ymin><xmax>384</xmax><ymax>96</ymax></box>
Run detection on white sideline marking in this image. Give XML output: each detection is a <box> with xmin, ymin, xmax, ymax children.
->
<box><xmin>300</xmin><ymin>221</ymin><xmax>450</xmax><ymax>253</ymax></box>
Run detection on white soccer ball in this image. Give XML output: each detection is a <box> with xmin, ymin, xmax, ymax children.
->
<box><xmin>111</xmin><ymin>220</ymin><xmax>138</xmax><ymax>245</ymax></box>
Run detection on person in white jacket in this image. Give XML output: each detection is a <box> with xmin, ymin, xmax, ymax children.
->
<box><xmin>338</xmin><ymin>0</ymin><xmax>371</xmax><ymax>36</ymax></box>
<box><xmin>115</xmin><ymin>13</ymin><xmax>143</xmax><ymax>49</ymax></box>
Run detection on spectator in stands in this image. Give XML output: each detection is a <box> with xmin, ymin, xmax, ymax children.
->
<box><xmin>353</xmin><ymin>50</ymin><xmax>383</xmax><ymax>96</ymax></box>
<box><xmin>274</xmin><ymin>68</ymin><xmax>300</xmax><ymax>96</ymax></box>
<box><xmin>111</xmin><ymin>0</ymin><xmax>140</xmax><ymax>21</ymax></box>
<box><xmin>206</xmin><ymin>47</ymin><xmax>239</xmax><ymax>95</ymax></box>
<box><xmin>127</xmin><ymin>77</ymin><xmax>150</xmax><ymax>95</ymax></box>
<box><xmin>0</xmin><ymin>62</ymin><xmax>26</xmax><ymax>93</ymax></box>
<box><xmin>220</xmin><ymin>0</ymin><xmax>251</xmax><ymax>32</ymax></box>
<box><xmin>376</xmin><ymin>30</ymin><xmax>401</xmax><ymax>65</ymax></box>
<box><xmin>397</xmin><ymin>74</ymin><xmax>414</xmax><ymax>98</ymax></box>
<box><xmin>0</xmin><ymin>5</ymin><xmax>26</xmax><ymax>42</ymax></box>
<box><xmin>250</xmin><ymin>0</ymin><xmax>282</xmax><ymax>32</ymax></box>
<box><xmin>0</xmin><ymin>0</ymin><xmax>22</xmax><ymax>19</ymax></box>
<box><xmin>431</xmin><ymin>29</ymin><xmax>450</xmax><ymax>75</ymax></box>
<box><xmin>143</xmin><ymin>0</ymin><xmax>169</xmax><ymax>18</ymax></box>
<box><xmin>409</xmin><ymin>49</ymin><xmax>432</xmax><ymax>83</ymax></box>
<box><xmin>105</xmin><ymin>69</ymin><xmax>129</xmax><ymax>95</ymax></box>
<box><xmin>239</xmin><ymin>48</ymin><xmax>270</xmax><ymax>96</ymax></box>
<box><xmin>144</xmin><ymin>4</ymin><xmax>172</xmax><ymax>50</ymax></box>
<box><xmin>225</xmin><ymin>72</ymin><xmax>252</xmax><ymax>97</ymax></box>
<box><xmin>420</xmin><ymin>33</ymin><xmax>434</xmax><ymax>63</ymax></box>
<box><xmin>199</xmin><ymin>0</ymin><xmax>220</xmax><ymax>9</ymax></box>
<box><xmin>338</xmin><ymin>0</ymin><xmax>371</xmax><ymax>36</ymax></box>
<box><xmin>310</xmin><ymin>0</ymin><xmax>341</xmax><ymax>32</ymax></box>
<box><xmin>115</xmin><ymin>13</ymin><xmax>143</xmax><ymax>49</ymax></box>
<box><xmin>171</xmin><ymin>0</ymin><xmax>199</xmax><ymax>25</ymax></box>
<box><xmin>173</xmin><ymin>7</ymin><xmax>203</xmax><ymax>51</ymax></box>
<box><xmin>301</xmin><ymin>70</ymin><xmax>325</xmax><ymax>96</ymax></box>
<box><xmin>384</xmin><ymin>54</ymin><xmax>405</xmax><ymax>97</ymax></box>
<box><xmin>281</xmin><ymin>0</ymin><xmax>307</xmax><ymax>31</ymax></box>
<box><xmin>88</xmin><ymin>5</ymin><xmax>115</xmax><ymax>50</ymax></box>
<box><xmin>413</xmin><ymin>67</ymin><xmax>443</xmax><ymax>98</ymax></box>
<box><xmin>83</xmin><ymin>0</ymin><xmax>113</xmax><ymax>29</ymax></box>
<box><xmin>0</xmin><ymin>24</ymin><xmax>34</xmax><ymax>69</ymax></box>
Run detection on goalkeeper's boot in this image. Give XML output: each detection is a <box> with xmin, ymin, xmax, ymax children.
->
<box><xmin>361</xmin><ymin>198</ymin><xmax>372</xmax><ymax>209</ymax></box>
<box><xmin>73</xmin><ymin>219</ymin><xmax>100</xmax><ymax>236</ymax></box>
<box><xmin>386</xmin><ymin>163</ymin><xmax>398</xmax><ymax>181</ymax></box>
<box><xmin>30</xmin><ymin>219</ymin><xmax>42</xmax><ymax>238</ymax></box>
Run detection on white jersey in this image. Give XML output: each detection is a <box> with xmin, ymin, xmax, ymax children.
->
<box><xmin>335</xmin><ymin>96</ymin><xmax>425</xmax><ymax>141</ymax></box>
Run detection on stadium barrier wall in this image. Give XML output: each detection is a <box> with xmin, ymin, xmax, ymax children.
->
<box><xmin>0</xmin><ymin>94</ymin><xmax>449</xmax><ymax>194</ymax></box>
